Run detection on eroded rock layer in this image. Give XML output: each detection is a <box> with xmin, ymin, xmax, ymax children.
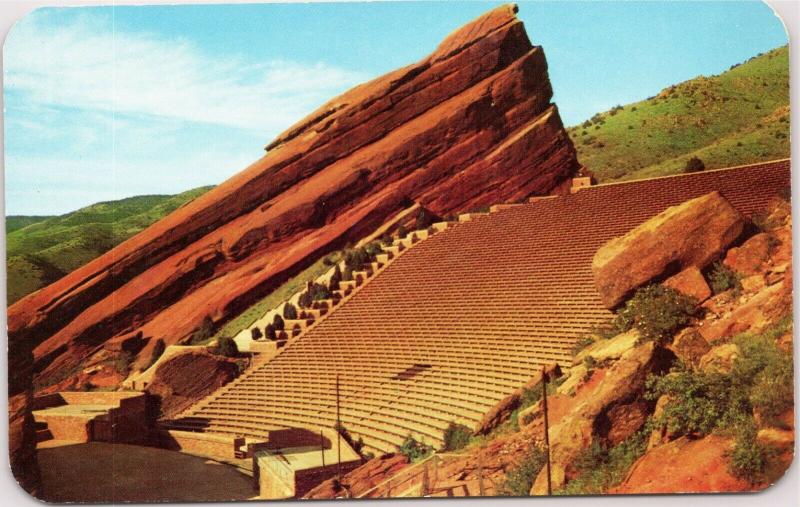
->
<box><xmin>8</xmin><ymin>4</ymin><xmax>579</xmax><ymax>390</ymax></box>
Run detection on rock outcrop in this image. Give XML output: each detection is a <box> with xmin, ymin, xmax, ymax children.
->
<box><xmin>592</xmin><ymin>191</ymin><xmax>745</xmax><ymax>308</ymax></box>
<box><xmin>8</xmin><ymin>3</ymin><xmax>579</xmax><ymax>392</ymax></box>
<box><xmin>612</xmin><ymin>435</ymin><xmax>760</xmax><ymax>494</ymax></box>
<box><xmin>144</xmin><ymin>351</ymin><xmax>240</xmax><ymax>419</ymax></box>
<box><xmin>303</xmin><ymin>454</ymin><xmax>408</xmax><ymax>499</ymax></box>
<box><xmin>530</xmin><ymin>342</ymin><xmax>675</xmax><ymax>494</ymax></box>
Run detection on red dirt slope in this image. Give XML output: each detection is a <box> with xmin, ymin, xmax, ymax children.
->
<box><xmin>8</xmin><ymin>3</ymin><xmax>579</xmax><ymax>391</ymax></box>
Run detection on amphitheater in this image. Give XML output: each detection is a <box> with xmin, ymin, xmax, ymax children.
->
<box><xmin>164</xmin><ymin>160</ymin><xmax>790</xmax><ymax>459</ymax></box>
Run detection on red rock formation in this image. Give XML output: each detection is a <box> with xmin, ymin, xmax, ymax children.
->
<box><xmin>592</xmin><ymin>191</ymin><xmax>745</xmax><ymax>309</ymax></box>
<box><xmin>144</xmin><ymin>351</ymin><xmax>240</xmax><ymax>419</ymax></box>
<box><xmin>611</xmin><ymin>435</ymin><xmax>761</xmax><ymax>494</ymax></box>
<box><xmin>8</xmin><ymin>4</ymin><xmax>579</xmax><ymax>391</ymax></box>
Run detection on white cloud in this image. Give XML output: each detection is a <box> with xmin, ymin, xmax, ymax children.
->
<box><xmin>4</xmin><ymin>10</ymin><xmax>367</xmax><ymax>134</ymax></box>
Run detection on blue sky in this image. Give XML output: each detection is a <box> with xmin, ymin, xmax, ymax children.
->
<box><xmin>3</xmin><ymin>1</ymin><xmax>788</xmax><ymax>215</ymax></box>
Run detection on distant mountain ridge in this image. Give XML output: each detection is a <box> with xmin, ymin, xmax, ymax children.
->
<box><xmin>568</xmin><ymin>45</ymin><xmax>789</xmax><ymax>182</ymax></box>
<box><xmin>6</xmin><ymin>186</ymin><xmax>213</xmax><ymax>304</ymax></box>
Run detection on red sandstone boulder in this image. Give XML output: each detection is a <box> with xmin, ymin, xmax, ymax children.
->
<box><xmin>668</xmin><ymin>328</ymin><xmax>710</xmax><ymax>369</ymax></box>
<box><xmin>592</xmin><ymin>192</ymin><xmax>745</xmax><ymax>309</ymax></box>
<box><xmin>723</xmin><ymin>232</ymin><xmax>773</xmax><ymax>276</ymax></box>
<box><xmin>303</xmin><ymin>454</ymin><xmax>408</xmax><ymax>499</ymax></box>
<box><xmin>9</xmin><ymin>3</ymin><xmax>579</xmax><ymax>393</ymax></box>
<box><xmin>698</xmin><ymin>281</ymin><xmax>790</xmax><ymax>343</ymax></box>
<box><xmin>698</xmin><ymin>343</ymin><xmax>741</xmax><ymax>374</ymax></box>
<box><xmin>663</xmin><ymin>266</ymin><xmax>711</xmax><ymax>303</ymax></box>
<box><xmin>144</xmin><ymin>351</ymin><xmax>240</xmax><ymax>419</ymax></box>
<box><xmin>612</xmin><ymin>435</ymin><xmax>761</xmax><ymax>494</ymax></box>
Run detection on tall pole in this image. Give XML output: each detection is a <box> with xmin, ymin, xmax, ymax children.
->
<box><xmin>320</xmin><ymin>429</ymin><xmax>326</xmax><ymax>468</ymax></box>
<box><xmin>336</xmin><ymin>373</ymin><xmax>342</xmax><ymax>481</ymax></box>
<box><xmin>542</xmin><ymin>366</ymin><xmax>552</xmax><ymax>495</ymax></box>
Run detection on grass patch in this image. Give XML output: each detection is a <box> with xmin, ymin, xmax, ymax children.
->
<box><xmin>555</xmin><ymin>430</ymin><xmax>648</xmax><ymax>495</ymax></box>
<box><xmin>567</xmin><ymin>46</ymin><xmax>788</xmax><ymax>182</ymax></box>
<box><xmin>497</xmin><ymin>446</ymin><xmax>548</xmax><ymax>496</ymax></box>
<box><xmin>211</xmin><ymin>251</ymin><xmax>342</xmax><ymax>341</ymax></box>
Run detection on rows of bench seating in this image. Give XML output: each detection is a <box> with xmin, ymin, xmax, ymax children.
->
<box><xmin>164</xmin><ymin>160</ymin><xmax>791</xmax><ymax>456</ymax></box>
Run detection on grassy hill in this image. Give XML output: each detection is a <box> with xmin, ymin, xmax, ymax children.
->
<box><xmin>568</xmin><ymin>45</ymin><xmax>789</xmax><ymax>182</ymax></box>
<box><xmin>6</xmin><ymin>216</ymin><xmax>54</xmax><ymax>233</ymax></box>
<box><xmin>6</xmin><ymin>186</ymin><xmax>213</xmax><ymax>304</ymax></box>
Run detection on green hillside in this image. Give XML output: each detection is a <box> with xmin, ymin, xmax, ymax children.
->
<box><xmin>568</xmin><ymin>45</ymin><xmax>789</xmax><ymax>182</ymax></box>
<box><xmin>6</xmin><ymin>186</ymin><xmax>213</xmax><ymax>304</ymax></box>
<box><xmin>6</xmin><ymin>216</ymin><xmax>54</xmax><ymax>233</ymax></box>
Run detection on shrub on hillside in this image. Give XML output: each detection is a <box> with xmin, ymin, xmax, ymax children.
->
<box><xmin>613</xmin><ymin>285</ymin><xmax>698</xmax><ymax>345</ymax></box>
<box><xmin>415</xmin><ymin>210</ymin><xmax>433</xmax><ymax>230</ymax></box>
<box><xmin>272</xmin><ymin>314</ymin><xmax>285</xmax><ymax>331</ymax></box>
<box><xmin>645</xmin><ymin>367</ymin><xmax>737</xmax><ymax>436</ymax></box>
<box><xmin>397</xmin><ymin>225</ymin><xmax>408</xmax><ymax>239</ymax></box>
<box><xmin>216</xmin><ymin>336</ymin><xmax>238</xmax><ymax>357</ymax></box>
<box><xmin>733</xmin><ymin>326</ymin><xmax>794</xmax><ymax>423</ymax></box>
<box><xmin>683</xmin><ymin>156</ymin><xmax>706</xmax><ymax>173</ymax></box>
<box><xmin>708</xmin><ymin>262</ymin><xmax>741</xmax><ymax>295</ymax></box>
<box><xmin>557</xmin><ymin>430</ymin><xmax>648</xmax><ymax>495</ymax></box>
<box><xmin>189</xmin><ymin>315</ymin><xmax>215</xmax><ymax>345</ymax></box>
<box><xmin>283</xmin><ymin>303</ymin><xmax>298</xmax><ymax>320</ymax></box>
<box><xmin>342</xmin><ymin>266</ymin><xmax>354</xmax><ymax>282</ymax></box>
<box><xmin>298</xmin><ymin>289</ymin><xmax>313</xmax><ymax>309</ymax></box>
<box><xmin>441</xmin><ymin>422</ymin><xmax>472</xmax><ymax>452</ymax></box>
<box><xmin>646</xmin><ymin>320</ymin><xmax>792</xmax><ymax>481</ymax></box>
<box><xmin>729</xmin><ymin>418</ymin><xmax>769</xmax><ymax>480</ymax></box>
<box><xmin>265</xmin><ymin>324</ymin><xmax>277</xmax><ymax>340</ymax></box>
<box><xmin>497</xmin><ymin>446</ymin><xmax>547</xmax><ymax>496</ymax></box>
<box><xmin>329</xmin><ymin>265</ymin><xmax>342</xmax><ymax>291</ymax></box>
<box><xmin>146</xmin><ymin>338</ymin><xmax>166</xmax><ymax>370</ymax></box>
<box><xmin>250</xmin><ymin>327</ymin><xmax>263</xmax><ymax>340</ymax></box>
<box><xmin>309</xmin><ymin>282</ymin><xmax>332</xmax><ymax>301</ymax></box>
<box><xmin>398</xmin><ymin>435</ymin><xmax>433</xmax><ymax>462</ymax></box>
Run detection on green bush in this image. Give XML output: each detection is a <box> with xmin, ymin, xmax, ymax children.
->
<box><xmin>733</xmin><ymin>328</ymin><xmax>794</xmax><ymax>423</ymax></box>
<box><xmin>188</xmin><ymin>315</ymin><xmax>215</xmax><ymax>345</ymax></box>
<box><xmin>398</xmin><ymin>435</ymin><xmax>433</xmax><ymax>462</ymax></box>
<box><xmin>708</xmin><ymin>261</ymin><xmax>741</xmax><ymax>295</ymax></box>
<box><xmin>557</xmin><ymin>430</ymin><xmax>647</xmax><ymax>495</ymax></box>
<box><xmin>397</xmin><ymin>225</ymin><xmax>408</xmax><ymax>239</ymax></box>
<box><xmin>216</xmin><ymin>336</ymin><xmax>239</xmax><ymax>357</ymax></box>
<box><xmin>729</xmin><ymin>419</ymin><xmax>768</xmax><ymax>481</ymax></box>
<box><xmin>645</xmin><ymin>367</ymin><xmax>738</xmax><ymax>436</ymax></box>
<box><xmin>441</xmin><ymin>422</ymin><xmax>472</xmax><ymax>452</ymax></box>
<box><xmin>684</xmin><ymin>156</ymin><xmax>706</xmax><ymax>173</ymax></box>
<box><xmin>613</xmin><ymin>284</ymin><xmax>698</xmax><ymax>345</ymax></box>
<box><xmin>265</xmin><ymin>324</ymin><xmax>276</xmax><ymax>340</ymax></box>
<box><xmin>415</xmin><ymin>210</ymin><xmax>433</xmax><ymax>230</ymax></box>
<box><xmin>646</xmin><ymin>320</ymin><xmax>792</xmax><ymax>481</ymax></box>
<box><xmin>329</xmin><ymin>265</ymin><xmax>342</xmax><ymax>291</ymax></box>
<box><xmin>498</xmin><ymin>446</ymin><xmax>547</xmax><ymax>496</ymax></box>
<box><xmin>146</xmin><ymin>338</ymin><xmax>166</xmax><ymax>370</ymax></box>
<box><xmin>250</xmin><ymin>327</ymin><xmax>262</xmax><ymax>340</ymax></box>
<box><xmin>272</xmin><ymin>314</ymin><xmax>285</xmax><ymax>331</ymax></box>
<box><xmin>342</xmin><ymin>266</ymin><xmax>354</xmax><ymax>282</ymax></box>
<box><xmin>283</xmin><ymin>303</ymin><xmax>298</xmax><ymax>320</ymax></box>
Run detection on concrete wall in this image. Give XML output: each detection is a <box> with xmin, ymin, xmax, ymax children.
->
<box><xmin>158</xmin><ymin>429</ymin><xmax>238</xmax><ymax>460</ymax></box>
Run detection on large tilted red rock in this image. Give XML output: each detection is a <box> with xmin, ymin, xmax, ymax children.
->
<box><xmin>8</xmin><ymin>4</ymin><xmax>579</xmax><ymax>391</ymax></box>
<box><xmin>592</xmin><ymin>191</ymin><xmax>745</xmax><ymax>309</ymax></box>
